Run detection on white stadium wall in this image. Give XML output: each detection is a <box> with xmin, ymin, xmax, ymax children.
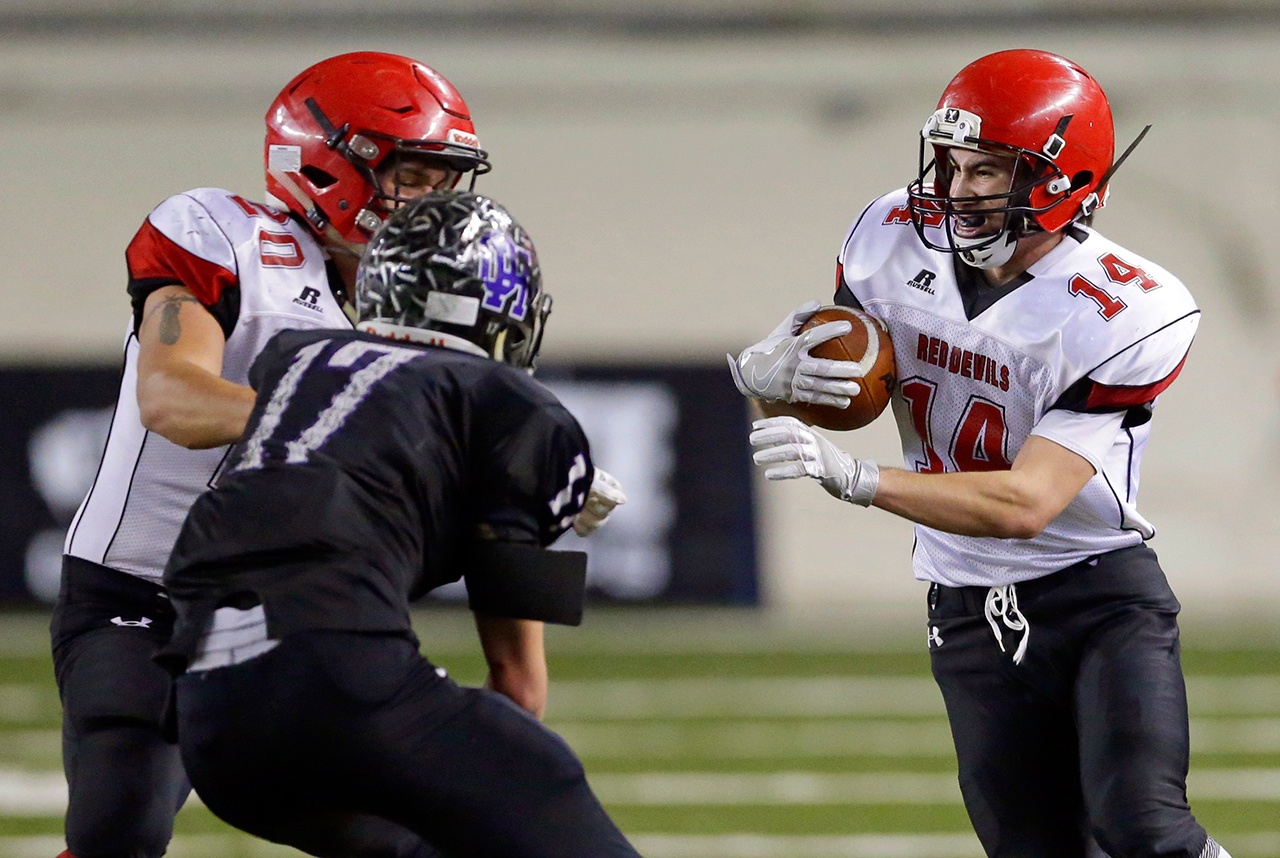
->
<box><xmin>3</xmin><ymin>27</ymin><xmax>1279</xmax><ymax>621</ymax></box>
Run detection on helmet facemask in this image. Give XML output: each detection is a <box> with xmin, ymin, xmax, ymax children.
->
<box><xmin>902</xmin><ymin>49</ymin><xmax>1129</xmax><ymax>269</ymax></box>
<box><xmin>300</xmin><ymin>97</ymin><xmax>491</xmax><ymax>240</ymax></box>
<box><xmin>907</xmin><ymin>107</ymin><xmax>1077</xmax><ymax>270</ymax></box>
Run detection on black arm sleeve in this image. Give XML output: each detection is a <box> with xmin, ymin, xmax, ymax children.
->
<box><xmin>464</xmin><ymin>542</ymin><xmax>588</xmax><ymax>626</ymax></box>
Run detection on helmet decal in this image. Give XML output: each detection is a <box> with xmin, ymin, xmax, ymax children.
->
<box><xmin>355</xmin><ymin>191</ymin><xmax>550</xmax><ymax>370</ymax></box>
<box><xmin>477</xmin><ymin>232</ymin><xmax>534</xmax><ymax>321</ymax></box>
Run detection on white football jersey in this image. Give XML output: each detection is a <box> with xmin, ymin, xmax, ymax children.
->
<box><xmin>64</xmin><ymin>189</ymin><xmax>353</xmax><ymax>584</ymax></box>
<box><xmin>837</xmin><ymin>189</ymin><xmax>1199</xmax><ymax>587</ymax></box>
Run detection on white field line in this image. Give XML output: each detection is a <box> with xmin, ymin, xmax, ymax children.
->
<box><xmin>8</xmin><ymin>767</ymin><xmax>1280</xmax><ymax>814</ymax></box>
<box><xmin>164</xmin><ymin>834</ymin><xmax>300</xmax><ymax>857</ymax></box>
<box><xmin>557</xmin><ymin>718</ymin><xmax>956</xmax><ymax>757</ymax></box>
<box><xmin>5</xmin><ymin>709</ymin><xmax>1280</xmax><ymax>774</ymax></box>
<box><xmin>0</xmin><ymin>833</ymin><xmax>298</xmax><ymax>858</ymax></box>
<box><xmin>590</xmin><ymin>771</ymin><xmax>965</xmax><ymax>805</ymax></box>
<box><xmin>588</xmin><ymin>768</ymin><xmax>1280</xmax><ymax>805</ymax></box>
<box><xmin>5</xmin><ymin>717</ymin><xmax>1280</xmax><ymax>770</ymax></box>
<box><xmin>3</xmin><ymin>674</ymin><xmax>1278</xmax><ymax>724</ymax></box>
<box><xmin>556</xmin><ymin>716</ymin><xmax>1280</xmax><ymax>758</ymax></box>
<box><xmin>1186</xmin><ymin>677</ymin><xmax>1280</xmax><ymax>714</ymax></box>
<box><xmin>548</xmin><ymin>676</ymin><xmax>945</xmax><ymax>718</ymax></box>
<box><xmin>0</xmin><ymin>770</ymin><xmax>66</xmax><ymax>814</ymax></box>
<box><xmin>3</xmin><ymin>713</ymin><xmax>1278</xmax><ymax>774</ymax></box>
<box><xmin>632</xmin><ymin>834</ymin><xmax>977</xmax><ymax>858</ymax></box>
<box><xmin>541</xmin><ymin>675</ymin><xmax>1280</xmax><ymax>719</ymax></box>
<box><xmin>0</xmin><ymin>610</ymin><xmax>928</xmax><ymax>659</ymax></box>
<box><xmin>632</xmin><ymin>832</ymin><xmax>1280</xmax><ymax>858</ymax></box>
<box><xmin>4</xmin><ymin>832</ymin><xmax>1280</xmax><ymax>858</ymax></box>
<box><xmin>632</xmin><ymin>832</ymin><xmax>985</xmax><ymax>858</ymax></box>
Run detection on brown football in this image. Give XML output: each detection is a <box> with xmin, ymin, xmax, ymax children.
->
<box><xmin>757</xmin><ymin>306</ymin><xmax>896</xmax><ymax>432</ymax></box>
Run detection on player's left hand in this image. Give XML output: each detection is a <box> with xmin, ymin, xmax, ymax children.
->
<box><xmin>749</xmin><ymin>416</ymin><xmax>879</xmax><ymax>506</ymax></box>
<box><xmin>573</xmin><ymin>468</ymin><xmax>627</xmax><ymax>536</ymax></box>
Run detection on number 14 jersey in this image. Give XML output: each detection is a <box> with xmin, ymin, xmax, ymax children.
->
<box><xmin>835</xmin><ymin>189</ymin><xmax>1200</xmax><ymax>587</ymax></box>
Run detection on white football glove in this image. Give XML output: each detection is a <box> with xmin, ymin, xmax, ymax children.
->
<box><xmin>748</xmin><ymin>416</ymin><xmax>879</xmax><ymax>506</ymax></box>
<box><xmin>573</xmin><ymin>468</ymin><xmax>627</xmax><ymax>536</ymax></box>
<box><xmin>727</xmin><ymin>300</ymin><xmax>867</xmax><ymax>408</ymax></box>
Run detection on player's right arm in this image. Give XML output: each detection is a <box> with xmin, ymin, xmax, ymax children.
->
<box><xmin>474</xmin><ymin>613</ymin><xmax>548</xmax><ymax>718</ymax></box>
<box><xmin>135</xmin><ymin>284</ymin><xmax>256</xmax><ymax>449</ymax></box>
<box><xmin>748</xmin><ymin>416</ymin><xmax>1097</xmax><ymax>537</ymax></box>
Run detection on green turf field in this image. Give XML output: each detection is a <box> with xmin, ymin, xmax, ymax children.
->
<box><xmin>1</xmin><ymin>607</ymin><xmax>1276</xmax><ymax>857</ymax></box>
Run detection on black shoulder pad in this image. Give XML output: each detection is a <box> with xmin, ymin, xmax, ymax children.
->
<box><xmin>464</xmin><ymin>543</ymin><xmax>588</xmax><ymax>626</ymax></box>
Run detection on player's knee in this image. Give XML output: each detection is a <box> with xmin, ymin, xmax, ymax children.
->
<box><xmin>536</xmin><ymin>728</ymin><xmax>588</xmax><ymax>786</ymax></box>
<box><xmin>65</xmin><ymin>718</ymin><xmax>186</xmax><ymax>858</ymax></box>
<box><xmin>1092</xmin><ymin>812</ymin><xmax>1206</xmax><ymax>858</ymax></box>
<box><xmin>478</xmin><ymin>689</ymin><xmax>587</xmax><ymax>785</ymax></box>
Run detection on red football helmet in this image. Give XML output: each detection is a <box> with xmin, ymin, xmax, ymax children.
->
<box><xmin>906</xmin><ymin>50</ymin><xmax>1117</xmax><ymax>267</ymax></box>
<box><xmin>264</xmin><ymin>51</ymin><xmax>491</xmax><ymax>250</ymax></box>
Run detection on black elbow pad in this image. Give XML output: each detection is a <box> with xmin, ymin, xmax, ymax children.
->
<box><xmin>464</xmin><ymin>543</ymin><xmax>588</xmax><ymax>626</ymax></box>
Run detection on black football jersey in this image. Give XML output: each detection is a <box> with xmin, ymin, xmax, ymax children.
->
<box><xmin>164</xmin><ymin>328</ymin><xmax>593</xmax><ymax>638</ymax></box>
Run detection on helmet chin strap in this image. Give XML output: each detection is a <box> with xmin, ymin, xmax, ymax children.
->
<box><xmin>956</xmin><ymin>228</ymin><xmax>1018</xmax><ymax>269</ymax></box>
<box><xmin>267</xmin><ymin>168</ymin><xmax>369</xmax><ymax>258</ymax></box>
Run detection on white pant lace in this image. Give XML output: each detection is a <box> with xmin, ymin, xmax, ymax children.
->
<box><xmin>984</xmin><ymin>584</ymin><xmax>1029</xmax><ymax>665</ymax></box>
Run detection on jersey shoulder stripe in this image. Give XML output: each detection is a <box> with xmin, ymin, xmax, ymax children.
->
<box><xmin>1085</xmin><ymin>351</ymin><xmax>1188</xmax><ymax>410</ymax></box>
<box><xmin>127</xmin><ymin>217</ymin><xmax>239</xmax><ymax>308</ymax></box>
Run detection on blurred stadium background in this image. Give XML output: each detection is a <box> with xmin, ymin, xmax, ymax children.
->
<box><xmin>1</xmin><ymin>1</ymin><xmax>1279</xmax><ymax>855</ymax></box>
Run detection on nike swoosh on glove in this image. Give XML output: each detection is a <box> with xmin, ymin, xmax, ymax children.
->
<box><xmin>573</xmin><ymin>468</ymin><xmax>627</xmax><ymax>536</ymax></box>
<box><xmin>727</xmin><ymin>301</ymin><xmax>865</xmax><ymax>407</ymax></box>
<box><xmin>748</xmin><ymin>416</ymin><xmax>879</xmax><ymax>506</ymax></box>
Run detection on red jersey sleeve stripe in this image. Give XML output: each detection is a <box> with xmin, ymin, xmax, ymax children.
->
<box><xmin>126</xmin><ymin>219</ymin><xmax>238</xmax><ymax>307</ymax></box>
<box><xmin>1084</xmin><ymin>353</ymin><xmax>1188</xmax><ymax>411</ymax></box>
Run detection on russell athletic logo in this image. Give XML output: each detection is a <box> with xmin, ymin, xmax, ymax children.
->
<box><xmin>907</xmin><ymin>269</ymin><xmax>937</xmax><ymax>294</ymax></box>
<box><xmin>293</xmin><ymin>286</ymin><xmax>322</xmax><ymax>311</ymax></box>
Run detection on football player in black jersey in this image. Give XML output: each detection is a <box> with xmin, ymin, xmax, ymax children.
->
<box><xmin>159</xmin><ymin>191</ymin><xmax>637</xmax><ymax>858</ymax></box>
<box><xmin>52</xmin><ymin>52</ymin><xmax>494</xmax><ymax>858</ymax></box>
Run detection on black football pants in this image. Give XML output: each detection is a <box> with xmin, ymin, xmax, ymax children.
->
<box><xmin>52</xmin><ymin>559</ymin><xmax>440</xmax><ymax>858</ymax></box>
<box><xmin>51</xmin><ymin>557</ymin><xmax>189</xmax><ymax>858</ymax></box>
<box><xmin>175</xmin><ymin>630</ymin><xmax>641</xmax><ymax>858</ymax></box>
<box><xmin>927</xmin><ymin>545</ymin><xmax>1212</xmax><ymax>858</ymax></box>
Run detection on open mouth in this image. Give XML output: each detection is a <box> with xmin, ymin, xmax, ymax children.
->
<box><xmin>951</xmin><ymin>212</ymin><xmax>995</xmax><ymax>238</ymax></box>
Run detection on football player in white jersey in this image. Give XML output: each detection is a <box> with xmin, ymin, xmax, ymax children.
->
<box><xmin>731</xmin><ymin>50</ymin><xmax>1231</xmax><ymax>858</ymax></box>
<box><xmin>51</xmin><ymin>52</ymin><xmax>494</xmax><ymax>858</ymax></box>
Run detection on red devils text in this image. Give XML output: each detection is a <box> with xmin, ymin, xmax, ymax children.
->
<box><xmin>917</xmin><ymin>334</ymin><xmax>1010</xmax><ymax>391</ymax></box>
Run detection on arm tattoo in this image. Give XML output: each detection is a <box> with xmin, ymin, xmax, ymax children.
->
<box><xmin>149</xmin><ymin>295</ymin><xmax>201</xmax><ymax>345</ymax></box>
